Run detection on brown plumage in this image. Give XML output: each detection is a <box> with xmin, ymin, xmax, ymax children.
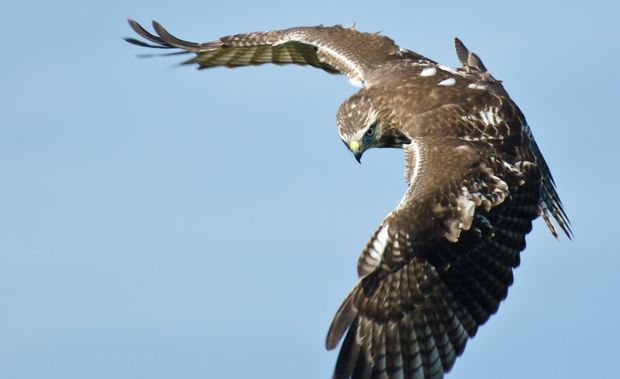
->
<box><xmin>125</xmin><ymin>20</ymin><xmax>571</xmax><ymax>379</ymax></box>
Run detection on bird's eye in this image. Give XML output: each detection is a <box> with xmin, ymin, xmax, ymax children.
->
<box><xmin>365</xmin><ymin>126</ymin><xmax>375</xmax><ymax>137</ymax></box>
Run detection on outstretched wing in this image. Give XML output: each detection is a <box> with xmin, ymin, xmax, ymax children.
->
<box><xmin>327</xmin><ymin>131</ymin><xmax>546</xmax><ymax>378</ymax></box>
<box><xmin>125</xmin><ymin>20</ymin><xmax>403</xmax><ymax>87</ymax></box>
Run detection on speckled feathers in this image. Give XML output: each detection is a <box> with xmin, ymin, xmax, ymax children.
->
<box><xmin>126</xmin><ymin>21</ymin><xmax>571</xmax><ymax>379</ymax></box>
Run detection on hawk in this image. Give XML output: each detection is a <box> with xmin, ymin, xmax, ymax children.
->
<box><xmin>126</xmin><ymin>20</ymin><xmax>571</xmax><ymax>379</ymax></box>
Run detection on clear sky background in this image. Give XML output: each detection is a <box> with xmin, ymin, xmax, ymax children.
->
<box><xmin>1</xmin><ymin>1</ymin><xmax>618</xmax><ymax>378</ymax></box>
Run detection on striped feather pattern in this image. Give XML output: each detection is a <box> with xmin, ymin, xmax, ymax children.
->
<box><xmin>331</xmin><ymin>170</ymin><xmax>541</xmax><ymax>379</ymax></box>
<box><xmin>125</xmin><ymin>21</ymin><xmax>571</xmax><ymax>378</ymax></box>
<box><xmin>125</xmin><ymin>20</ymin><xmax>403</xmax><ymax>85</ymax></box>
<box><xmin>529</xmin><ymin>138</ymin><xmax>572</xmax><ymax>238</ymax></box>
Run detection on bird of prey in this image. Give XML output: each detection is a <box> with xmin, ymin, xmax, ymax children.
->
<box><xmin>125</xmin><ymin>20</ymin><xmax>571</xmax><ymax>379</ymax></box>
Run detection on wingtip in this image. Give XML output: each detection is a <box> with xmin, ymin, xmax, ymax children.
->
<box><xmin>542</xmin><ymin>208</ymin><xmax>573</xmax><ymax>240</ymax></box>
<box><xmin>152</xmin><ymin>20</ymin><xmax>172</xmax><ymax>41</ymax></box>
<box><xmin>454</xmin><ymin>37</ymin><xmax>466</xmax><ymax>49</ymax></box>
<box><xmin>151</xmin><ymin>19</ymin><xmax>163</xmax><ymax>31</ymax></box>
<box><xmin>454</xmin><ymin>37</ymin><xmax>469</xmax><ymax>66</ymax></box>
<box><xmin>326</xmin><ymin>323</ymin><xmax>344</xmax><ymax>351</ymax></box>
<box><xmin>562</xmin><ymin>224</ymin><xmax>574</xmax><ymax>240</ymax></box>
<box><xmin>325</xmin><ymin>290</ymin><xmax>357</xmax><ymax>350</ymax></box>
<box><xmin>123</xmin><ymin>36</ymin><xmax>140</xmax><ymax>45</ymax></box>
<box><xmin>127</xmin><ymin>18</ymin><xmax>142</xmax><ymax>33</ymax></box>
<box><xmin>150</xmin><ymin>20</ymin><xmax>203</xmax><ymax>51</ymax></box>
<box><xmin>125</xmin><ymin>18</ymin><xmax>171</xmax><ymax>47</ymax></box>
<box><xmin>123</xmin><ymin>37</ymin><xmax>151</xmax><ymax>48</ymax></box>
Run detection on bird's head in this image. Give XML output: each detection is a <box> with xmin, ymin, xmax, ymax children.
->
<box><xmin>337</xmin><ymin>93</ymin><xmax>410</xmax><ymax>163</ymax></box>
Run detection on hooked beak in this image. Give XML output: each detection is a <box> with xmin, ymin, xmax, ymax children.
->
<box><xmin>348</xmin><ymin>141</ymin><xmax>363</xmax><ymax>164</ymax></box>
<box><xmin>353</xmin><ymin>151</ymin><xmax>362</xmax><ymax>164</ymax></box>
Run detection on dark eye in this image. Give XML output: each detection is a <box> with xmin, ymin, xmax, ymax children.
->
<box><xmin>365</xmin><ymin>126</ymin><xmax>375</xmax><ymax>137</ymax></box>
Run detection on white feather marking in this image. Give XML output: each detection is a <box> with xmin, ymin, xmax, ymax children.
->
<box><xmin>480</xmin><ymin>109</ymin><xmax>491</xmax><ymax>125</ymax></box>
<box><xmin>494</xmin><ymin>107</ymin><xmax>503</xmax><ymax>123</ymax></box>
<box><xmin>278</xmin><ymin>32</ymin><xmax>366</xmax><ymax>87</ymax></box>
<box><xmin>468</xmin><ymin>83</ymin><xmax>487</xmax><ymax>90</ymax></box>
<box><xmin>503</xmin><ymin>160</ymin><xmax>523</xmax><ymax>175</ymax></box>
<box><xmin>460</xmin><ymin>200</ymin><xmax>476</xmax><ymax>231</ymax></box>
<box><xmin>420</xmin><ymin>67</ymin><xmax>437</xmax><ymax>77</ymax></box>
<box><xmin>368</xmin><ymin>246</ymin><xmax>382</xmax><ymax>261</ymax></box>
<box><xmin>409</xmin><ymin>140</ymin><xmax>422</xmax><ymax>185</ymax></box>
<box><xmin>392</xmin><ymin>235</ymin><xmax>401</xmax><ymax>256</ymax></box>
<box><xmin>370</xmin><ymin>224</ymin><xmax>390</xmax><ymax>261</ymax></box>
<box><xmin>445</xmin><ymin>187</ymin><xmax>478</xmax><ymax>242</ymax></box>
<box><xmin>348</xmin><ymin>77</ymin><xmax>365</xmax><ymax>87</ymax></box>
<box><xmin>437</xmin><ymin>64</ymin><xmax>463</xmax><ymax>75</ymax></box>
<box><xmin>314</xmin><ymin>43</ymin><xmax>365</xmax><ymax>86</ymax></box>
<box><xmin>438</xmin><ymin>78</ymin><xmax>456</xmax><ymax>86</ymax></box>
<box><xmin>479</xmin><ymin>107</ymin><xmax>503</xmax><ymax>126</ymax></box>
<box><xmin>397</xmin><ymin>140</ymin><xmax>424</xmax><ymax>212</ymax></box>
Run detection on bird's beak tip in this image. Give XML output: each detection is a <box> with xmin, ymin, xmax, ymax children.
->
<box><xmin>348</xmin><ymin>141</ymin><xmax>363</xmax><ymax>164</ymax></box>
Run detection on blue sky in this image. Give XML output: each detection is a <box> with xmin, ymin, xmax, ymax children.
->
<box><xmin>1</xmin><ymin>1</ymin><xmax>618</xmax><ymax>378</ymax></box>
